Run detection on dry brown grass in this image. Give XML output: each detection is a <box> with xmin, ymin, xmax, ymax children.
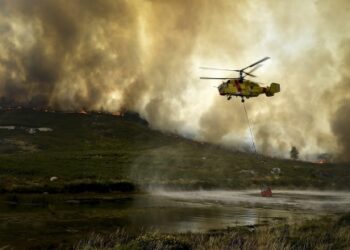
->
<box><xmin>76</xmin><ymin>214</ymin><xmax>350</xmax><ymax>250</ymax></box>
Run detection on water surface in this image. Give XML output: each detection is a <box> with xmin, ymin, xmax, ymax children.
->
<box><xmin>0</xmin><ymin>190</ymin><xmax>349</xmax><ymax>247</ymax></box>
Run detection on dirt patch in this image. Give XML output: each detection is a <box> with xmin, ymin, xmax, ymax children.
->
<box><xmin>0</xmin><ymin>139</ymin><xmax>38</xmax><ymax>153</ymax></box>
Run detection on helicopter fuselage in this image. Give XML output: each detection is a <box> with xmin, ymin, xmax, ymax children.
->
<box><xmin>218</xmin><ymin>79</ymin><xmax>280</xmax><ymax>100</ymax></box>
<box><xmin>200</xmin><ymin>57</ymin><xmax>280</xmax><ymax>102</ymax></box>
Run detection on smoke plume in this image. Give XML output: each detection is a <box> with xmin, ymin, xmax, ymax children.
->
<box><xmin>0</xmin><ymin>0</ymin><xmax>350</xmax><ymax>161</ymax></box>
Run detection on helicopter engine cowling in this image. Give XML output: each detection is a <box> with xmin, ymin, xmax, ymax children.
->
<box><xmin>265</xmin><ymin>83</ymin><xmax>280</xmax><ymax>97</ymax></box>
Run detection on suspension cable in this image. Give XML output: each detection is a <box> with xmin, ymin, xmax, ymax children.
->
<box><xmin>243</xmin><ymin>102</ymin><xmax>257</xmax><ymax>154</ymax></box>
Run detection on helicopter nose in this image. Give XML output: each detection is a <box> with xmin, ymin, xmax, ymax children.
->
<box><xmin>218</xmin><ymin>87</ymin><xmax>225</xmax><ymax>95</ymax></box>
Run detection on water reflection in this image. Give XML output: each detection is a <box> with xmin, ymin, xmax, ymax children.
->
<box><xmin>0</xmin><ymin>190</ymin><xmax>349</xmax><ymax>246</ymax></box>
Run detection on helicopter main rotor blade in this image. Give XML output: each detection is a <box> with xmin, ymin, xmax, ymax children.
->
<box><xmin>200</xmin><ymin>77</ymin><xmax>239</xmax><ymax>80</ymax></box>
<box><xmin>243</xmin><ymin>72</ymin><xmax>256</xmax><ymax>77</ymax></box>
<box><xmin>242</xmin><ymin>64</ymin><xmax>263</xmax><ymax>77</ymax></box>
<box><xmin>200</xmin><ymin>67</ymin><xmax>240</xmax><ymax>72</ymax></box>
<box><xmin>247</xmin><ymin>64</ymin><xmax>262</xmax><ymax>75</ymax></box>
<box><xmin>241</xmin><ymin>57</ymin><xmax>270</xmax><ymax>71</ymax></box>
<box><xmin>201</xmin><ymin>57</ymin><xmax>269</xmax><ymax>79</ymax></box>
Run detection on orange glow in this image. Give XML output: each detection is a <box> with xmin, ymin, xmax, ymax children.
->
<box><xmin>112</xmin><ymin>111</ymin><xmax>124</xmax><ymax>116</ymax></box>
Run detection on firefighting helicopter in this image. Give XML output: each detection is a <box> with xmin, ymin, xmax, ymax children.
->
<box><xmin>200</xmin><ymin>57</ymin><xmax>280</xmax><ymax>102</ymax></box>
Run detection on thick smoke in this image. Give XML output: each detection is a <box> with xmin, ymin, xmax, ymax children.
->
<box><xmin>0</xmin><ymin>0</ymin><xmax>350</xmax><ymax>161</ymax></box>
<box><xmin>0</xmin><ymin>0</ymin><xmax>141</xmax><ymax>110</ymax></box>
<box><xmin>330</xmin><ymin>41</ymin><xmax>350</xmax><ymax>161</ymax></box>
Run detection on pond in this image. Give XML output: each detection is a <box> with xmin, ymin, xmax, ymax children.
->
<box><xmin>0</xmin><ymin>190</ymin><xmax>349</xmax><ymax>248</ymax></box>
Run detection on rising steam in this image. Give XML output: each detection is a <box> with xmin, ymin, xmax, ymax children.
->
<box><xmin>0</xmin><ymin>0</ymin><xmax>350</xmax><ymax>161</ymax></box>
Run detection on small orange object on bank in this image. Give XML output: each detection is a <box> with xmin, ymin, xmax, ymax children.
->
<box><xmin>261</xmin><ymin>186</ymin><xmax>272</xmax><ymax>197</ymax></box>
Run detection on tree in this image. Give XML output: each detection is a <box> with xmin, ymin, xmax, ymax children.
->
<box><xmin>290</xmin><ymin>146</ymin><xmax>299</xmax><ymax>160</ymax></box>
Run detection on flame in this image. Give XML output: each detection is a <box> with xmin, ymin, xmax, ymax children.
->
<box><xmin>112</xmin><ymin>111</ymin><xmax>124</xmax><ymax>117</ymax></box>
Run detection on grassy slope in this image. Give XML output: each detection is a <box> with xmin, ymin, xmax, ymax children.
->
<box><xmin>0</xmin><ymin>109</ymin><xmax>349</xmax><ymax>192</ymax></box>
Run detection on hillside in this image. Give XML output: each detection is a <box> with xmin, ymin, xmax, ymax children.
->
<box><xmin>0</xmin><ymin>109</ymin><xmax>349</xmax><ymax>193</ymax></box>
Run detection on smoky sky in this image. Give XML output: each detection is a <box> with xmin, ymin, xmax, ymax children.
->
<box><xmin>0</xmin><ymin>0</ymin><xmax>350</xmax><ymax>161</ymax></box>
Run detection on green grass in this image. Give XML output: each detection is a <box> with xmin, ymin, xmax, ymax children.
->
<box><xmin>76</xmin><ymin>214</ymin><xmax>350</xmax><ymax>250</ymax></box>
<box><xmin>0</xmin><ymin>109</ymin><xmax>349</xmax><ymax>193</ymax></box>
